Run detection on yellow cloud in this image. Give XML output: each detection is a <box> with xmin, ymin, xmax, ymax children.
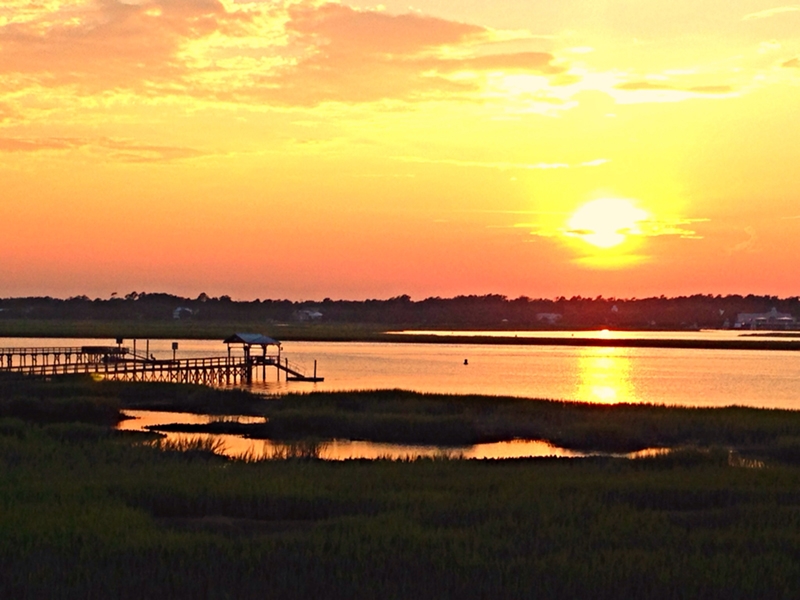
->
<box><xmin>742</xmin><ymin>5</ymin><xmax>800</xmax><ymax>20</ymax></box>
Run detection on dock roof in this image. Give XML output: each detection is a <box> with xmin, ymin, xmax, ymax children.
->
<box><xmin>223</xmin><ymin>333</ymin><xmax>281</xmax><ymax>346</ymax></box>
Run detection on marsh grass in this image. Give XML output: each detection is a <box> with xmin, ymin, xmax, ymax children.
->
<box><xmin>4</xmin><ymin>373</ymin><xmax>800</xmax><ymax>597</ymax></box>
<box><xmin>150</xmin><ymin>434</ymin><xmax>227</xmax><ymax>459</ymax></box>
<box><xmin>2</xmin><ymin>419</ymin><xmax>800</xmax><ymax>599</ymax></box>
<box><xmin>265</xmin><ymin>439</ymin><xmax>329</xmax><ymax>460</ymax></box>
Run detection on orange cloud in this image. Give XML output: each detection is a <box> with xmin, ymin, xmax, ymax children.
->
<box><xmin>687</xmin><ymin>85</ymin><xmax>734</xmax><ymax>94</ymax></box>
<box><xmin>783</xmin><ymin>57</ymin><xmax>800</xmax><ymax>68</ymax></box>
<box><xmin>0</xmin><ymin>1</ymin><xmax>566</xmax><ymax>106</ymax></box>
<box><xmin>272</xmin><ymin>3</ymin><xmax>565</xmax><ymax>104</ymax></box>
<box><xmin>0</xmin><ymin>101</ymin><xmax>18</xmax><ymax>123</ymax></box>
<box><xmin>0</xmin><ymin>137</ymin><xmax>77</xmax><ymax>152</ymax></box>
<box><xmin>0</xmin><ymin>0</ymin><xmax>247</xmax><ymax>90</ymax></box>
<box><xmin>285</xmin><ymin>3</ymin><xmax>486</xmax><ymax>56</ymax></box>
<box><xmin>615</xmin><ymin>81</ymin><xmax>672</xmax><ymax>91</ymax></box>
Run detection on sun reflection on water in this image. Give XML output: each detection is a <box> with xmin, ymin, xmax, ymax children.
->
<box><xmin>576</xmin><ymin>347</ymin><xmax>637</xmax><ymax>404</ymax></box>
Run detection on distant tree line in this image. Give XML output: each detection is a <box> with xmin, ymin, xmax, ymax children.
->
<box><xmin>1</xmin><ymin>292</ymin><xmax>798</xmax><ymax>330</ymax></box>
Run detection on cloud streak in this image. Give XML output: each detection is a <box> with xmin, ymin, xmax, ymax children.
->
<box><xmin>615</xmin><ymin>81</ymin><xmax>735</xmax><ymax>95</ymax></box>
<box><xmin>743</xmin><ymin>5</ymin><xmax>800</xmax><ymax>20</ymax></box>
<box><xmin>394</xmin><ymin>156</ymin><xmax>609</xmax><ymax>171</ymax></box>
<box><xmin>0</xmin><ymin>136</ymin><xmax>205</xmax><ymax>162</ymax></box>
<box><xmin>726</xmin><ymin>227</ymin><xmax>759</xmax><ymax>255</ymax></box>
<box><xmin>528</xmin><ymin>216</ymin><xmax>706</xmax><ymax>241</ymax></box>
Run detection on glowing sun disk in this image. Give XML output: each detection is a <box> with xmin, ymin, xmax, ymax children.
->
<box><xmin>567</xmin><ymin>198</ymin><xmax>649</xmax><ymax>248</ymax></box>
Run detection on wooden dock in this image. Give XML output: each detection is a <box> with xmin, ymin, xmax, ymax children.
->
<box><xmin>0</xmin><ymin>339</ymin><xmax>324</xmax><ymax>385</ymax></box>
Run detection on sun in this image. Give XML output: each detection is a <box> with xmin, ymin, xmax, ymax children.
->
<box><xmin>566</xmin><ymin>198</ymin><xmax>649</xmax><ymax>249</ymax></box>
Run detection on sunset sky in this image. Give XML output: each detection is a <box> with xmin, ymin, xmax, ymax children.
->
<box><xmin>1</xmin><ymin>0</ymin><xmax>799</xmax><ymax>300</ymax></box>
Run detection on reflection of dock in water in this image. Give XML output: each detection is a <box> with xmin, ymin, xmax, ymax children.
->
<box><xmin>0</xmin><ymin>333</ymin><xmax>323</xmax><ymax>385</ymax></box>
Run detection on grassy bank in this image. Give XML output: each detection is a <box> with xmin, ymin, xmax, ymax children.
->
<box><xmin>3</xmin><ymin>375</ymin><xmax>800</xmax><ymax>598</ymax></box>
<box><xmin>3</xmin><ymin>318</ymin><xmax>800</xmax><ymax>351</ymax></box>
<box><xmin>0</xmin><ymin>318</ymin><xmax>390</xmax><ymax>341</ymax></box>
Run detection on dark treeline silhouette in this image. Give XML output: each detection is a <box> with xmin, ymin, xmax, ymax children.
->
<box><xmin>1</xmin><ymin>292</ymin><xmax>798</xmax><ymax>330</ymax></box>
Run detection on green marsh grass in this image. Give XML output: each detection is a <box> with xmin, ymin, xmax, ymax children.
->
<box><xmin>3</xmin><ymin>375</ymin><xmax>800</xmax><ymax>597</ymax></box>
<box><xmin>2</xmin><ymin>420</ymin><xmax>800</xmax><ymax>599</ymax></box>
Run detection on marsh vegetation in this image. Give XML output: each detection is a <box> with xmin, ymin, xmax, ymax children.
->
<box><xmin>2</xmin><ymin>373</ymin><xmax>800</xmax><ymax>598</ymax></box>
<box><xmin>129</xmin><ymin>386</ymin><xmax>800</xmax><ymax>462</ymax></box>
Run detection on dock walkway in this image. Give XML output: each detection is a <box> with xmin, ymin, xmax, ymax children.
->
<box><xmin>0</xmin><ymin>338</ymin><xmax>323</xmax><ymax>385</ymax></box>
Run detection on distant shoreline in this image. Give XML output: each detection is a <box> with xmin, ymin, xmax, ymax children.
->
<box><xmin>1</xmin><ymin>319</ymin><xmax>800</xmax><ymax>351</ymax></box>
<box><xmin>384</xmin><ymin>334</ymin><xmax>800</xmax><ymax>351</ymax></box>
<box><xmin>741</xmin><ymin>332</ymin><xmax>800</xmax><ymax>338</ymax></box>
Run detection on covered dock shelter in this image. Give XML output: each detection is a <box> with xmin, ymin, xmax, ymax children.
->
<box><xmin>223</xmin><ymin>333</ymin><xmax>282</xmax><ymax>362</ymax></box>
<box><xmin>223</xmin><ymin>333</ymin><xmax>322</xmax><ymax>382</ymax></box>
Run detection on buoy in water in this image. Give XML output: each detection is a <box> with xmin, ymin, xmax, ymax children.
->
<box><xmin>464</xmin><ymin>359</ymin><xmax>469</xmax><ymax>365</ymax></box>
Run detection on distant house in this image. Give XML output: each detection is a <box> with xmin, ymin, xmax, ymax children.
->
<box><xmin>294</xmin><ymin>309</ymin><xmax>323</xmax><ymax>322</ymax></box>
<box><xmin>173</xmin><ymin>307</ymin><xmax>194</xmax><ymax>320</ymax></box>
<box><xmin>536</xmin><ymin>313</ymin><xmax>562</xmax><ymax>325</ymax></box>
<box><xmin>735</xmin><ymin>307</ymin><xmax>796</xmax><ymax>330</ymax></box>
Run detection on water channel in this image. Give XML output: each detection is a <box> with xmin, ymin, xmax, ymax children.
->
<box><xmin>116</xmin><ymin>410</ymin><xmax>590</xmax><ymax>460</ymax></box>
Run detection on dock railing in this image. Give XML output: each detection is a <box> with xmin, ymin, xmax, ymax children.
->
<box><xmin>0</xmin><ymin>345</ymin><xmax>323</xmax><ymax>384</ymax></box>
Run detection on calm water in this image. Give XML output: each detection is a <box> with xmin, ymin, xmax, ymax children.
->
<box><xmin>277</xmin><ymin>340</ymin><xmax>800</xmax><ymax>409</ymax></box>
<box><xmin>3</xmin><ymin>333</ymin><xmax>800</xmax><ymax>409</ymax></box>
<box><xmin>117</xmin><ymin>410</ymin><xmax>587</xmax><ymax>461</ymax></box>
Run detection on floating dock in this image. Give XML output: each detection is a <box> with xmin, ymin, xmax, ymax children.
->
<box><xmin>0</xmin><ymin>334</ymin><xmax>323</xmax><ymax>385</ymax></box>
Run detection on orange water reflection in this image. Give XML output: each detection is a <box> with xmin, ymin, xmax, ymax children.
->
<box><xmin>119</xmin><ymin>411</ymin><xmax>585</xmax><ymax>460</ymax></box>
<box><xmin>575</xmin><ymin>347</ymin><xmax>638</xmax><ymax>404</ymax></box>
<box><xmin>117</xmin><ymin>411</ymin><xmax>266</xmax><ymax>430</ymax></box>
<box><xmin>148</xmin><ymin>435</ymin><xmax>583</xmax><ymax>461</ymax></box>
